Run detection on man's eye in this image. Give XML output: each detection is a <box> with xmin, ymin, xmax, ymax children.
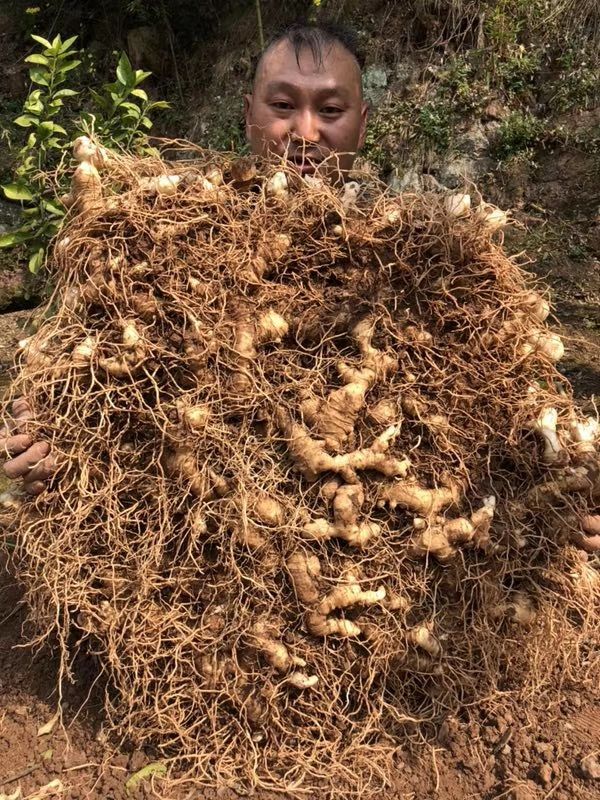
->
<box><xmin>321</xmin><ymin>106</ymin><xmax>343</xmax><ymax>116</ymax></box>
<box><xmin>271</xmin><ymin>101</ymin><xmax>293</xmax><ymax>110</ymax></box>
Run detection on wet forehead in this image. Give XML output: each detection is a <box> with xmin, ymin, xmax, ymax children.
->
<box><xmin>254</xmin><ymin>39</ymin><xmax>363</xmax><ymax>99</ymax></box>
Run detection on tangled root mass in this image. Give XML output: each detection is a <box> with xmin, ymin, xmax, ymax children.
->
<box><xmin>2</xmin><ymin>141</ymin><xmax>600</xmax><ymax>797</ymax></box>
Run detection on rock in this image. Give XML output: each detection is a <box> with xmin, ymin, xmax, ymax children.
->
<box><xmin>362</xmin><ymin>65</ymin><xmax>388</xmax><ymax>108</ymax></box>
<box><xmin>456</xmin><ymin>122</ymin><xmax>489</xmax><ymax>158</ymax></box>
<box><xmin>508</xmin><ymin>783</ymin><xmax>540</xmax><ymax>800</ymax></box>
<box><xmin>437</xmin><ymin>154</ymin><xmax>494</xmax><ymax>189</ymax></box>
<box><xmin>0</xmin><ymin>199</ymin><xmax>22</xmax><ymax>234</ymax></box>
<box><xmin>484</xmin><ymin>100</ymin><xmax>509</xmax><ymax>121</ymax></box>
<box><xmin>538</xmin><ymin>763</ymin><xmax>553</xmax><ymax>786</ymax></box>
<box><xmin>0</xmin><ymin>268</ymin><xmax>29</xmax><ymax>312</ymax></box>
<box><xmin>581</xmin><ymin>753</ymin><xmax>600</xmax><ymax>780</ymax></box>
<box><xmin>393</xmin><ymin>58</ymin><xmax>420</xmax><ymax>95</ymax></box>
<box><xmin>387</xmin><ymin>167</ymin><xmax>423</xmax><ymax>193</ymax></box>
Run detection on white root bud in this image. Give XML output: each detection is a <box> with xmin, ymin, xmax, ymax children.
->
<box><xmin>177</xmin><ymin>402</ymin><xmax>211</xmax><ymax>430</ymax></box>
<box><xmin>270</xmin><ymin>234</ymin><xmax>292</xmax><ymax>261</ymax></box>
<box><xmin>569</xmin><ymin>417</ymin><xmax>599</xmax><ymax>454</ymax></box>
<box><xmin>0</xmin><ymin>490</ymin><xmax>23</xmax><ymax>512</ymax></box>
<box><xmin>71</xmin><ymin>336</ymin><xmax>96</xmax><ymax>368</ymax></box>
<box><xmin>139</xmin><ymin>174</ymin><xmax>181</xmax><ymax>196</ymax></box>
<box><xmin>475</xmin><ymin>202</ymin><xmax>508</xmax><ymax>231</ymax></box>
<box><xmin>257</xmin><ymin>309</ymin><xmax>289</xmax><ymax>343</ymax></box>
<box><xmin>408</xmin><ymin>626</ymin><xmax>441</xmax><ymax>658</ymax></box>
<box><xmin>341</xmin><ymin>181</ymin><xmax>360</xmax><ymax>209</ymax></box>
<box><xmin>384</xmin><ymin>208</ymin><xmax>401</xmax><ymax>225</ymax></box>
<box><xmin>534</xmin><ymin>407</ymin><xmax>565</xmax><ymax>464</ymax></box>
<box><xmin>122</xmin><ymin>321</ymin><xmax>141</xmax><ymax>348</ymax></box>
<box><xmin>285</xmin><ymin>672</ymin><xmax>319</xmax><ymax>689</ymax></box>
<box><xmin>523</xmin><ymin>291</ymin><xmax>550</xmax><ymax>322</ymax></box>
<box><xmin>444</xmin><ymin>193</ymin><xmax>471</xmax><ymax>218</ymax></box>
<box><xmin>73</xmin><ymin>135</ymin><xmax>110</xmax><ymax>169</ymax></box>
<box><xmin>492</xmin><ymin>592</ymin><xmax>536</xmax><ymax>626</ymax></box>
<box><xmin>252</xmin><ymin>495</ymin><xmax>285</xmax><ymax>526</ymax></box>
<box><xmin>266</xmin><ymin>171</ymin><xmax>289</xmax><ymax>199</ymax></box>
<box><xmin>522</xmin><ymin>331</ymin><xmax>564</xmax><ymax>362</ymax></box>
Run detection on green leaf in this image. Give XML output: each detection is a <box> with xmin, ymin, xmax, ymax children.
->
<box><xmin>61</xmin><ymin>60</ymin><xmax>82</xmax><ymax>73</ymax></box>
<box><xmin>30</xmin><ymin>34</ymin><xmax>52</xmax><ymax>49</ymax></box>
<box><xmin>0</xmin><ymin>230</ymin><xmax>34</xmax><ymax>247</ymax></box>
<box><xmin>148</xmin><ymin>100</ymin><xmax>170</xmax><ymax>110</ymax></box>
<box><xmin>125</xmin><ymin>763</ymin><xmax>167</xmax><ymax>796</ymax></box>
<box><xmin>2</xmin><ymin>183</ymin><xmax>34</xmax><ymax>201</ymax></box>
<box><xmin>25</xmin><ymin>97</ymin><xmax>44</xmax><ymax>114</ymax></box>
<box><xmin>141</xmin><ymin>117</ymin><xmax>153</xmax><ymax>129</ymax></box>
<box><xmin>25</xmin><ymin>54</ymin><xmax>50</xmax><ymax>66</ymax></box>
<box><xmin>116</xmin><ymin>52</ymin><xmax>135</xmax><ymax>87</ymax></box>
<box><xmin>29</xmin><ymin>67</ymin><xmax>49</xmax><ymax>86</ymax></box>
<box><xmin>134</xmin><ymin>70</ymin><xmax>152</xmax><ymax>86</ymax></box>
<box><xmin>59</xmin><ymin>35</ymin><xmax>78</xmax><ymax>52</ymax></box>
<box><xmin>52</xmin><ymin>123</ymin><xmax>67</xmax><ymax>135</ymax></box>
<box><xmin>130</xmin><ymin>88</ymin><xmax>148</xmax><ymax>101</ymax></box>
<box><xmin>28</xmin><ymin>247</ymin><xmax>45</xmax><ymax>273</ymax></box>
<box><xmin>43</xmin><ymin>200</ymin><xmax>65</xmax><ymax>217</ymax></box>
<box><xmin>54</xmin><ymin>88</ymin><xmax>78</xmax><ymax>98</ymax></box>
<box><xmin>50</xmin><ymin>35</ymin><xmax>62</xmax><ymax>54</ymax></box>
<box><xmin>121</xmin><ymin>101</ymin><xmax>141</xmax><ymax>116</ymax></box>
<box><xmin>14</xmin><ymin>114</ymin><xmax>39</xmax><ymax>127</ymax></box>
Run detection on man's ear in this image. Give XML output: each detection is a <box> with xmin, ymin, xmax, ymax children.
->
<box><xmin>244</xmin><ymin>94</ymin><xmax>253</xmax><ymax>138</ymax></box>
<box><xmin>358</xmin><ymin>102</ymin><xmax>369</xmax><ymax>150</ymax></box>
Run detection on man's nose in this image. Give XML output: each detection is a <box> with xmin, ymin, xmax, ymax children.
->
<box><xmin>291</xmin><ymin>109</ymin><xmax>320</xmax><ymax>144</ymax></box>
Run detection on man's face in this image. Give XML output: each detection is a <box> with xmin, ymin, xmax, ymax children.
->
<box><xmin>244</xmin><ymin>39</ymin><xmax>368</xmax><ymax>182</ymax></box>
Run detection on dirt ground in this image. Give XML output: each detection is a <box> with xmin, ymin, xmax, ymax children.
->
<box><xmin>1</xmin><ymin>155</ymin><xmax>600</xmax><ymax>798</ymax></box>
<box><xmin>1</xmin><ymin>546</ymin><xmax>600</xmax><ymax>800</ymax></box>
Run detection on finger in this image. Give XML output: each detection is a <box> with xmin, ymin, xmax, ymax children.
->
<box><xmin>3</xmin><ymin>441</ymin><xmax>51</xmax><ymax>479</ymax></box>
<box><xmin>24</xmin><ymin>480</ymin><xmax>47</xmax><ymax>496</ymax></box>
<box><xmin>0</xmin><ymin>433</ymin><xmax>34</xmax><ymax>457</ymax></box>
<box><xmin>23</xmin><ymin>454</ymin><xmax>58</xmax><ymax>484</ymax></box>
<box><xmin>0</xmin><ymin>397</ymin><xmax>33</xmax><ymax>439</ymax></box>
<box><xmin>570</xmin><ymin>530</ymin><xmax>600</xmax><ymax>554</ymax></box>
<box><xmin>12</xmin><ymin>396</ymin><xmax>33</xmax><ymax>421</ymax></box>
<box><xmin>581</xmin><ymin>514</ymin><xmax>600</xmax><ymax>537</ymax></box>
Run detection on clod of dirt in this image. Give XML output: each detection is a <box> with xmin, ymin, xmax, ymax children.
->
<box><xmin>580</xmin><ymin>753</ymin><xmax>600</xmax><ymax>780</ymax></box>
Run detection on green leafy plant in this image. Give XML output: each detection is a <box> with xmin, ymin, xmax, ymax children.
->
<box><xmin>1</xmin><ymin>36</ymin><xmax>169</xmax><ymax>273</ymax></box>
<box><xmin>492</xmin><ymin>110</ymin><xmax>544</xmax><ymax>160</ymax></box>
<box><xmin>0</xmin><ymin>33</ymin><xmax>80</xmax><ymax>272</ymax></box>
<box><xmin>494</xmin><ymin>45</ymin><xmax>542</xmax><ymax>96</ymax></box>
<box><xmin>416</xmin><ymin>101</ymin><xmax>452</xmax><ymax>153</ymax></box>
<box><xmin>84</xmin><ymin>52</ymin><xmax>169</xmax><ymax>148</ymax></box>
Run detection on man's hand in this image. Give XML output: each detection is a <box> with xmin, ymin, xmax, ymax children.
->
<box><xmin>0</xmin><ymin>397</ymin><xmax>57</xmax><ymax>495</ymax></box>
<box><xmin>573</xmin><ymin>514</ymin><xmax>600</xmax><ymax>553</ymax></box>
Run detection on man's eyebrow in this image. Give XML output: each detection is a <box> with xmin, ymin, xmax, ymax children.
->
<box><xmin>264</xmin><ymin>80</ymin><xmax>351</xmax><ymax>100</ymax></box>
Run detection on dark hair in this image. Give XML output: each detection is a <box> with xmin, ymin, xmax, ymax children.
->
<box><xmin>253</xmin><ymin>21</ymin><xmax>364</xmax><ymax>83</ymax></box>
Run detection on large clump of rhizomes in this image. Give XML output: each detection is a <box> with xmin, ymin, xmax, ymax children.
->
<box><xmin>2</xmin><ymin>138</ymin><xmax>599</xmax><ymax>797</ymax></box>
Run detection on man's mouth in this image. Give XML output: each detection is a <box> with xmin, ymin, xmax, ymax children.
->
<box><xmin>286</xmin><ymin>154</ymin><xmax>322</xmax><ymax>175</ymax></box>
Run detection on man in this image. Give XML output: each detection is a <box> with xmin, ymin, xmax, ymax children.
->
<box><xmin>244</xmin><ymin>22</ymin><xmax>368</xmax><ymax>183</ymax></box>
<box><xmin>1</xmin><ymin>22</ymin><xmax>600</xmax><ymax>547</ymax></box>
